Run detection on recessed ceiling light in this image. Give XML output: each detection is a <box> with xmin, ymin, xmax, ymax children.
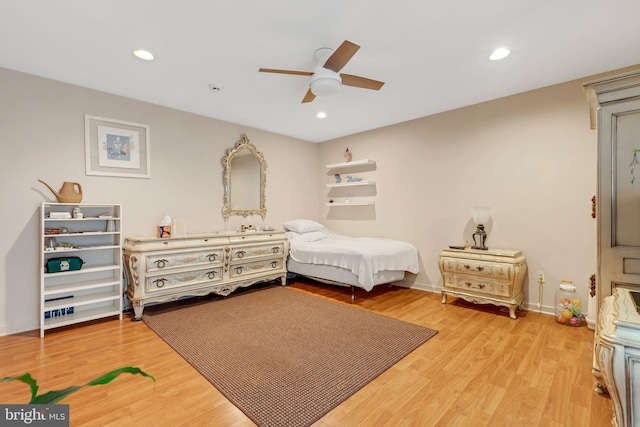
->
<box><xmin>489</xmin><ymin>47</ymin><xmax>510</xmax><ymax>61</ymax></box>
<box><xmin>132</xmin><ymin>49</ymin><xmax>154</xmax><ymax>61</ymax></box>
<box><xmin>316</xmin><ymin>112</ymin><xmax>327</xmax><ymax>119</ymax></box>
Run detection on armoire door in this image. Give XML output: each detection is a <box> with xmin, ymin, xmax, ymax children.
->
<box><xmin>585</xmin><ymin>70</ymin><xmax>640</xmax><ymax>317</ymax></box>
<box><xmin>598</xmin><ymin>99</ymin><xmax>640</xmax><ymax>311</ymax></box>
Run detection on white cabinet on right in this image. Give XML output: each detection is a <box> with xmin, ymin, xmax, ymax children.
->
<box><xmin>594</xmin><ymin>288</ymin><xmax>640</xmax><ymax>426</ymax></box>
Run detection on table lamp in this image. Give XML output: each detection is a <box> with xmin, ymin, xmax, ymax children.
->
<box><xmin>471</xmin><ymin>206</ymin><xmax>491</xmax><ymax>250</ymax></box>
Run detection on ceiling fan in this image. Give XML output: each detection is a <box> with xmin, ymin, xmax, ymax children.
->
<box><xmin>259</xmin><ymin>40</ymin><xmax>385</xmax><ymax>103</ymax></box>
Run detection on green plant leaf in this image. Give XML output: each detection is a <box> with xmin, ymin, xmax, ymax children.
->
<box><xmin>85</xmin><ymin>366</ymin><xmax>156</xmax><ymax>386</ymax></box>
<box><xmin>31</xmin><ymin>386</ymin><xmax>82</xmax><ymax>404</ymax></box>
<box><xmin>2</xmin><ymin>367</ymin><xmax>155</xmax><ymax>404</ymax></box>
<box><xmin>0</xmin><ymin>373</ymin><xmax>39</xmax><ymax>401</ymax></box>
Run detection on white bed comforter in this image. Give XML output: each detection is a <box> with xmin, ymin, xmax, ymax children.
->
<box><xmin>288</xmin><ymin>229</ymin><xmax>419</xmax><ymax>291</ymax></box>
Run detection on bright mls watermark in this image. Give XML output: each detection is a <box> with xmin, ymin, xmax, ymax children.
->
<box><xmin>1</xmin><ymin>405</ymin><xmax>69</xmax><ymax>426</ymax></box>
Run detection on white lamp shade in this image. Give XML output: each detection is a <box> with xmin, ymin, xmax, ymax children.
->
<box><xmin>471</xmin><ymin>206</ymin><xmax>491</xmax><ymax>224</ymax></box>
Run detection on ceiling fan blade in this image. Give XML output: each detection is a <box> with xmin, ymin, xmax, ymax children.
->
<box><xmin>302</xmin><ymin>89</ymin><xmax>316</xmax><ymax>103</ymax></box>
<box><xmin>323</xmin><ymin>40</ymin><xmax>360</xmax><ymax>72</ymax></box>
<box><xmin>259</xmin><ymin>68</ymin><xmax>313</xmax><ymax>76</ymax></box>
<box><xmin>340</xmin><ymin>74</ymin><xmax>385</xmax><ymax>91</ymax></box>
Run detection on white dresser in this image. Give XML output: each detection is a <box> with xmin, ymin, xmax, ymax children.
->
<box><xmin>594</xmin><ymin>287</ymin><xmax>640</xmax><ymax>427</ymax></box>
<box><xmin>123</xmin><ymin>231</ymin><xmax>288</xmax><ymax>319</ymax></box>
<box><xmin>438</xmin><ymin>248</ymin><xmax>527</xmax><ymax>319</ymax></box>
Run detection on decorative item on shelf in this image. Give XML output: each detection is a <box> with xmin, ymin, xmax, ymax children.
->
<box><xmin>471</xmin><ymin>206</ymin><xmax>491</xmax><ymax>250</ymax></box>
<box><xmin>45</xmin><ymin>237</ymin><xmax>57</xmax><ymax>251</ymax></box>
<box><xmin>334</xmin><ymin>174</ymin><xmax>342</xmax><ymax>183</ymax></box>
<box><xmin>48</xmin><ymin>211</ymin><xmax>72</xmax><ymax>219</ymax></box>
<box><xmin>344</xmin><ymin>147</ymin><xmax>352</xmax><ymax>162</ymax></box>
<box><xmin>38</xmin><ymin>180</ymin><xmax>83</xmax><ymax>203</ymax></box>
<box><xmin>554</xmin><ymin>280</ymin><xmax>584</xmax><ymax>326</ymax></box>
<box><xmin>73</xmin><ymin>207</ymin><xmax>83</xmax><ymax>219</ymax></box>
<box><xmin>346</xmin><ymin>175</ymin><xmax>362</xmax><ymax>182</ymax></box>
<box><xmin>464</xmin><ymin>240</ymin><xmax>470</xmax><ymax>250</ymax></box>
<box><xmin>106</xmin><ymin>219</ymin><xmax>116</xmax><ymax>232</ymax></box>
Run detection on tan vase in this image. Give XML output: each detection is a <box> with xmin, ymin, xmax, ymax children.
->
<box><xmin>38</xmin><ymin>180</ymin><xmax>83</xmax><ymax>203</ymax></box>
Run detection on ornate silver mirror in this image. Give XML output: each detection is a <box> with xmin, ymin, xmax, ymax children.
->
<box><xmin>222</xmin><ymin>133</ymin><xmax>267</xmax><ymax>218</ymax></box>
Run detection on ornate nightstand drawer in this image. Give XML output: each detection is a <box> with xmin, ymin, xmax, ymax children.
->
<box><xmin>230</xmin><ymin>243</ymin><xmax>285</xmax><ymax>261</ymax></box>
<box><xmin>441</xmin><ymin>258</ymin><xmax>512</xmax><ymax>280</ymax></box>
<box><xmin>146</xmin><ymin>248</ymin><xmax>224</xmax><ymax>272</ymax></box>
<box><xmin>145</xmin><ymin>266</ymin><xmax>224</xmax><ymax>292</ymax></box>
<box><xmin>450</xmin><ymin>276</ymin><xmax>510</xmax><ymax>297</ymax></box>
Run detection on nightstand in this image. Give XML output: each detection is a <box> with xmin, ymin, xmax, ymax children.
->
<box><xmin>438</xmin><ymin>248</ymin><xmax>528</xmax><ymax>319</ymax></box>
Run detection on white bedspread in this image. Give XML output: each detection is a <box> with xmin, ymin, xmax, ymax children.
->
<box><xmin>288</xmin><ymin>229</ymin><xmax>419</xmax><ymax>291</ymax></box>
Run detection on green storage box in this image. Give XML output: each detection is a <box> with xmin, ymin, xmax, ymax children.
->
<box><xmin>45</xmin><ymin>257</ymin><xmax>84</xmax><ymax>273</ymax></box>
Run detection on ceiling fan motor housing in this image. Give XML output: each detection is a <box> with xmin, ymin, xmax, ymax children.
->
<box><xmin>310</xmin><ymin>47</ymin><xmax>342</xmax><ymax>96</ymax></box>
<box><xmin>310</xmin><ymin>70</ymin><xmax>342</xmax><ymax>96</ymax></box>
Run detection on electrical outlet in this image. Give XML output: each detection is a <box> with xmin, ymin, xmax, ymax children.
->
<box><xmin>538</xmin><ymin>272</ymin><xmax>545</xmax><ymax>282</ymax></box>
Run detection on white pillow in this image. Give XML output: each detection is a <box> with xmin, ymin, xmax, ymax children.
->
<box><xmin>285</xmin><ymin>231</ymin><xmax>327</xmax><ymax>242</ymax></box>
<box><xmin>283</xmin><ymin>219</ymin><xmax>324</xmax><ymax>233</ymax></box>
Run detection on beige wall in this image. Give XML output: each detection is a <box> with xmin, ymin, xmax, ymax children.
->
<box><xmin>317</xmin><ymin>71</ymin><xmax>628</xmax><ymax>316</ymax></box>
<box><xmin>0</xmin><ymin>67</ymin><xmax>320</xmax><ymax>335</ymax></box>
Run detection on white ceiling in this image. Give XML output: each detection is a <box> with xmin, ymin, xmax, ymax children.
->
<box><xmin>2</xmin><ymin>1</ymin><xmax>640</xmax><ymax>143</ymax></box>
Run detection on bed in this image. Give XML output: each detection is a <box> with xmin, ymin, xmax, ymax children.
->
<box><xmin>283</xmin><ymin>219</ymin><xmax>419</xmax><ymax>297</ymax></box>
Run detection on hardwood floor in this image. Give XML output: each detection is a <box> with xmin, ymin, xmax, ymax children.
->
<box><xmin>0</xmin><ymin>279</ymin><xmax>613</xmax><ymax>426</ymax></box>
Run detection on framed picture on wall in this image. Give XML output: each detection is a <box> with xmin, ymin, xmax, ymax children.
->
<box><xmin>84</xmin><ymin>115</ymin><xmax>151</xmax><ymax>178</ymax></box>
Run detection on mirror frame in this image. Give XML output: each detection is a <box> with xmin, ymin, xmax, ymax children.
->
<box><xmin>222</xmin><ymin>133</ymin><xmax>267</xmax><ymax>219</ymax></box>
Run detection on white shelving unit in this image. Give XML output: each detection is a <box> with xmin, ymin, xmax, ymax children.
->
<box><xmin>40</xmin><ymin>203</ymin><xmax>123</xmax><ymax>337</ymax></box>
<box><xmin>326</xmin><ymin>180</ymin><xmax>375</xmax><ymax>188</ymax></box>
<box><xmin>325</xmin><ymin>159</ymin><xmax>376</xmax><ymax>206</ymax></box>
<box><xmin>325</xmin><ymin>159</ymin><xmax>375</xmax><ymax>170</ymax></box>
<box><xmin>325</xmin><ymin>201</ymin><xmax>375</xmax><ymax>207</ymax></box>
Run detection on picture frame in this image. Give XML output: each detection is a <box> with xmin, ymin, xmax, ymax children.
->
<box><xmin>84</xmin><ymin>115</ymin><xmax>151</xmax><ymax>178</ymax></box>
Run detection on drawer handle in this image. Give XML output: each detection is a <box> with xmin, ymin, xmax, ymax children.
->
<box><xmin>271</xmin><ymin>261</ymin><xmax>279</xmax><ymax>268</ymax></box>
<box><xmin>236</xmin><ymin>250</ymin><xmax>246</xmax><ymax>259</ymax></box>
<box><xmin>465</xmin><ymin>281</ymin><xmax>485</xmax><ymax>290</ymax></box>
<box><xmin>476</xmin><ymin>266</ymin><xmax>484</xmax><ymax>272</ymax></box>
<box><xmin>207</xmin><ymin>270</ymin><xmax>217</xmax><ymax>280</ymax></box>
<box><xmin>153</xmin><ymin>278</ymin><xmax>167</xmax><ymax>288</ymax></box>
<box><xmin>207</xmin><ymin>253</ymin><xmax>218</xmax><ymax>262</ymax></box>
<box><xmin>234</xmin><ymin>266</ymin><xmax>244</xmax><ymax>275</ymax></box>
<box><xmin>463</xmin><ymin>264</ymin><xmax>471</xmax><ymax>270</ymax></box>
<box><xmin>271</xmin><ymin>246</ymin><xmax>280</xmax><ymax>254</ymax></box>
<box><xmin>154</xmin><ymin>259</ymin><xmax>168</xmax><ymax>268</ymax></box>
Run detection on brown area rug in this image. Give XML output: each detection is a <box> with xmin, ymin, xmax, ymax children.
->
<box><xmin>142</xmin><ymin>285</ymin><xmax>438</xmax><ymax>427</ymax></box>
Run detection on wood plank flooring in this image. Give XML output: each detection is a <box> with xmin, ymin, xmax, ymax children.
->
<box><xmin>0</xmin><ymin>279</ymin><xmax>613</xmax><ymax>426</ymax></box>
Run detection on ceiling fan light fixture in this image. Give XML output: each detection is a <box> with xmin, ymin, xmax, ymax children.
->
<box><xmin>132</xmin><ymin>49</ymin><xmax>154</xmax><ymax>61</ymax></box>
<box><xmin>489</xmin><ymin>47</ymin><xmax>510</xmax><ymax>61</ymax></box>
<box><xmin>310</xmin><ymin>77</ymin><xmax>341</xmax><ymax>97</ymax></box>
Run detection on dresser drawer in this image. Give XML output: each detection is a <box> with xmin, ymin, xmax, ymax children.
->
<box><xmin>441</xmin><ymin>257</ymin><xmax>512</xmax><ymax>281</ymax></box>
<box><xmin>146</xmin><ymin>248</ymin><xmax>224</xmax><ymax>272</ymax></box>
<box><xmin>145</xmin><ymin>266</ymin><xmax>224</xmax><ymax>293</ymax></box>
<box><xmin>229</xmin><ymin>242</ymin><xmax>285</xmax><ymax>261</ymax></box>
<box><xmin>447</xmin><ymin>275</ymin><xmax>510</xmax><ymax>297</ymax></box>
<box><xmin>229</xmin><ymin>258</ymin><xmax>284</xmax><ymax>278</ymax></box>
